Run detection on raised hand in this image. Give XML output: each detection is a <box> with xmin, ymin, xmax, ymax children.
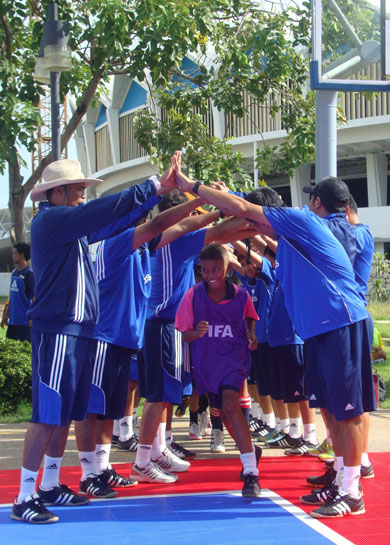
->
<box><xmin>172</xmin><ymin>154</ymin><xmax>196</xmax><ymax>193</ymax></box>
<box><xmin>158</xmin><ymin>151</ymin><xmax>181</xmax><ymax>193</ymax></box>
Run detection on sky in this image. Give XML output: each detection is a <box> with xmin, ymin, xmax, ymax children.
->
<box><xmin>0</xmin><ymin>136</ymin><xmax>78</xmax><ymax>210</ymax></box>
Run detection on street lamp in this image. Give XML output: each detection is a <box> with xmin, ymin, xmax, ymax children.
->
<box><xmin>34</xmin><ymin>3</ymin><xmax>72</xmax><ymax>161</ymax></box>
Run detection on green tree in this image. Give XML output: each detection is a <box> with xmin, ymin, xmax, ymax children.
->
<box><xmin>0</xmin><ymin>0</ymin><xmax>313</xmax><ymax>242</ymax></box>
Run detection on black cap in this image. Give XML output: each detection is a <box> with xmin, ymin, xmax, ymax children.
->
<box><xmin>303</xmin><ymin>176</ymin><xmax>350</xmax><ymax>210</ymax></box>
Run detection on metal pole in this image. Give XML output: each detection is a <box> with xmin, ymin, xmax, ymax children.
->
<box><xmin>49</xmin><ymin>3</ymin><xmax>61</xmax><ymax>161</ymax></box>
<box><xmin>315</xmin><ymin>90</ymin><xmax>338</xmax><ymax>181</ymax></box>
<box><xmin>50</xmin><ymin>71</ymin><xmax>61</xmax><ymax>161</ymax></box>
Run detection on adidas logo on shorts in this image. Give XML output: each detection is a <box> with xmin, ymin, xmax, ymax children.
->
<box><xmin>345</xmin><ymin>403</ymin><xmax>355</xmax><ymax>411</ymax></box>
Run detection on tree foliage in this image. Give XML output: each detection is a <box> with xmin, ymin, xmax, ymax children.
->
<box><xmin>0</xmin><ymin>0</ymin><xmax>316</xmax><ymax>241</ymax></box>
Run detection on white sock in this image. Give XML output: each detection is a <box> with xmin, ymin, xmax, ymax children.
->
<box><xmin>119</xmin><ymin>416</ymin><xmax>133</xmax><ymax>441</ymax></box>
<box><xmin>341</xmin><ymin>465</ymin><xmax>361</xmax><ymax>498</ymax></box>
<box><xmin>135</xmin><ymin>444</ymin><xmax>151</xmax><ymax>468</ymax></box>
<box><xmin>334</xmin><ymin>456</ymin><xmax>344</xmax><ymax>487</ymax></box>
<box><xmin>361</xmin><ymin>452</ymin><xmax>370</xmax><ymax>467</ymax></box>
<box><xmin>263</xmin><ymin>412</ymin><xmax>275</xmax><ymax>428</ymax></box>
<box><xmin>280</xmin><ymin>418</ymin><xmax>290</xmax><ymax>434</ymax></box>
<box><xmin>78</xmin><ymin>451</ymin><xmax>96</xmax><ymax>481</ymax></box>
<box><xmin>151</xmin><ymin>433</ymin><xmax>163</xmax><ymax>460</ymax></box>
<box><xmin>40</xmin><ymin>455</ymin><xmax>62</xmax><ymax>490</ymax></box>
<box><xmin>240</xmin><ymin>447</ymin><xmax>259</xmax><ymax>476</ymax></box>
<box><xmin>303</xmin><ymin>423</ymin><xmax>317</xmax><ymax>443</ymax></box>
<box><xmin>251</xmin><ymin>402</ymin><xmax>261</xmax><ymax>419</ymax></box>
<box><xmin>158</xmin><ymin>423</ymin><xmax>167</xmax><ymax>452</ymax></box>
<box><xmin>165</xmin><ymin>430</ymin><xmax>173</xmax><ymax>446</ymax></box>
<box><xmin>95</xmin><ymin>444</ymin><xmax>111</xmax><ymax>474</ymax></box>
<box><xmin>17</xmin><ymin>467</ymin><xmax>39</xmax><ymax>502</ymax></box>
<box><xmin>289</xmin><ymin>418</ymin><xmax>302</xmax><ymax>438</ymax></box>
<box><xmin>113</xmin><ymin>420</ymin><xmax>120</xmax><ymax>436</ymax></box>
<box><xmin>275</xmin><ymin>418</ymin><xmax>281</xmax><ymax>432</ymax></box>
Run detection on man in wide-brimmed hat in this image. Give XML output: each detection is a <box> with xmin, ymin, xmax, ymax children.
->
<box><xmin>11</xmin><ymin>157</ymin><xmax>178</xmax><ymax>524</ymax></box>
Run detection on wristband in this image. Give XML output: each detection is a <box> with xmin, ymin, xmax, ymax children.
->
<box><xmin>192</xmin><ymin>180</ymin><xmax>202</xmax><ymax>194</ymax></box>
<box><xmin>219</xmin><ymin>209</ymin><xmax>225</xmax><ymax>218</ymax></box>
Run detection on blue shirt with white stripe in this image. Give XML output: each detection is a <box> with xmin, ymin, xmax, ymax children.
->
<box><xmin>28</xmin><ymin>179</ymin><xmax>159</xmax><ymax>338</ymax></box>
<box><xmin>262</xmin><ymin>206</ymin><xmax>368</xmax><ymax>341</ymax></box>
<box><xmin>146</xmin><ymin>229</ymin><xmax>207</xmax><ymax>321</ymax></box>
<box><xmin>93</xmin><ymin>228</ymin><xmax>160</xmax><ymax>349</ymax></box>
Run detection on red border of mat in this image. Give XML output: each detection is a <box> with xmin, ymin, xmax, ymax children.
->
<box><xmin>1</xmin><ymin>452</ymin><xmax>389</xmax><ymax>545</ymax></box>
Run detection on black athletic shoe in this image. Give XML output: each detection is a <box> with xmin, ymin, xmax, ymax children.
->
<box><xmin>285</xmin><ymin>439</ymin><xmax>319</xmax><ymax>456</ymax></box>
<box><xmin>240</xmin><ymin>444</ymin><xmax>262</xmax><ymax>480</ymax></box>
<box><xmin>111</xmin><ymin>434</ymin><xmax>119</xmax><ymax>447</ymax></box>
<box><xmin>168</xmin><ymin>441</ymin><xmax>197</xmax><ymax>460</ymax></box>
<box><xmin>242</xmin><ymin>473</ymin><xmax>261</xmax><ymax>498</ymax></box>
<box><xmin>38</xmin><ymin>484</ymin><xmax>90</xmax><ymax>506</ymax></box>
<box><xmin>306</xmin><ymin>467</ymin><xmax>337</xmax><ymax>488</ymax></box>
<box><xmin>117</xmin><ymin>434</ymin><xmax>139</xmax><ymax>452</ymax></box>
<box><xmin>310</xmin><ymin>492</ymin><xmax>365</xmax><ymax>519</ymax></box>
<box><xmin>325</xmin><ymin>460</ymin><xmax>334</xmax><ymax>469</ymax></box>
<box><xmin>300</xmin><ymin>483</ymin><xmax>339</xmax><ymax>505</ymax></box>
<box><xmin>249</xmin><ymin>418</ymin><xmax>264</xmax><ymax>436</ymax></box>
<box><xmin>267</xmin><ymin>433</ymin><xmax>302</xmax><ymax>449</ymax></box>
<box><xmin>79</xmin><ymin>475</ymin><xmax>117</xmax><ymax>498</ymax></box>
<box><xmin>361</xmin><ymin>463</ymin><xmax>375</xmax><ymax>479</ymax></box>
<box><xmin>11</xmin><ymin>494</ymin><xmax>59</xmax><ymax>524</ymax></box>
<box><xmin>99</xmin><ymin>468</ymin><xmax>138</xmax><ymax>488</ymax></box>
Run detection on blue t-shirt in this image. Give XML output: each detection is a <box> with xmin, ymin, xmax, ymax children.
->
<box><xmin>253</xmin><ymin>258</ymin><xmax>276</xmax><ymax>343</ymax></box>
<box><xmin>146</xmin><ymin>229</ymin><xmax>206</xmax><ymax>321</ymax></box>
<box><xmin>352</xmin><ymin>223</ymin><xmax>374</xmax><ymax>300</ymax></box>
<box><xmin>268</xmin><ymin>282</ymin><xmax>303</xmax><ymax>347</ymax></box>
<box><xmin>8</xmin><ymin>267</ymin><xmax>34</xmax><ymax>327</ymax></box>
<box><xmin>262</xmin><ymin>206</ymin><xmax>368</xmax><ymax>340</ymax></box>
<box><xmin>93</xmin><ymin>228</ymin><xmax>161</xmax><ymax>349</ymax></box>
<box><xmin>325</xmin><ymin>214</ymin><xmax>374</xmax><ymax>303</ymax></box>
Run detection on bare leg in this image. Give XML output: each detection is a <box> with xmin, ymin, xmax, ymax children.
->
<box><xmin>75</xmin><ymin>414</ymin><xmax>97</xmax><ymax>452</ymax></box>
<box><xmin>222</xmin><ymin>390</ymin><xmax>252</xmax><ymax>453</ymax></box>
<box><xmin>22</xmin><ymin>422</ymin><xmax>57</xmax><ymax>471</ymax></box>
<box><xmin>96</xmin><ymin>419</ymin><xmax>114</xmax><ymax>445</ymax></box>
<box><xmin>139</xmin><ymin>401</ymin><xmax>168</xmax><ymax>445</ymax></box>
<box><xmin>45</xmin><ymin>423</ymin><xmax>71</xmax><ymax>458</ymax></box>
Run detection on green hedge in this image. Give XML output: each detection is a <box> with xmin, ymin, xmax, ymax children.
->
<box><xmin>0</xmin><ymin>338</ymin><xmax>32</xmax><ymax>414</ymax></box>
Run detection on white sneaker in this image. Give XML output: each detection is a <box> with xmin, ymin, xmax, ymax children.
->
<box><xmin>189</xmin><ymin>422</ymin><xmax>202</xmax><ymax>440</ymax></box>
<box><xmin>130</xmin><ymin>461</ymin><xmax>178</xmax><ymax>483</ymax></box>
<box><xmin>199</xmin><ymin>411</ymin><xmax>211</xmax><ymax>436</ymax></box>
<box><xmin>153</xmin><ymin>449</ymin><xmax>190</xmax><ymax>473</ymax></box>
<box><xmin>210</xmin><ymin>429</ymin><xmax>225</xmax><ymax>453</ymax></box>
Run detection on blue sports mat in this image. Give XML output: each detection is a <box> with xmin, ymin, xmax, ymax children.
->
<box><xmin>0</xmin><ymin>491</ymin><xmax>350</xmax><ymax>545</ymax></box>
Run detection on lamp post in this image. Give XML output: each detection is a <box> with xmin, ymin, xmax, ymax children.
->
<box><xmin>34</xmin><ymin>2</ymin><xmax>72</xmax><ymax>161</ymax></box>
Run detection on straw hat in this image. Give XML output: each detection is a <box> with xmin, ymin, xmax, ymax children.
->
<box><xmin>30</xmin><ymin>159</ymin><xmax>102</xmax><ymax>202</ymax></box>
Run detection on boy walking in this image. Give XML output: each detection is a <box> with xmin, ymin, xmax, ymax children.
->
<box><xmin>175</xmin><ymin>243</ymin><xmax>261</xmax><ymax>497</ymax></box>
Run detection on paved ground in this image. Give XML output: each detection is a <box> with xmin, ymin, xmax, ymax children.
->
<box><xmin>1</xmin><ymin>409</ymin><xmax>389</xmax><ymax>471</ymax></box>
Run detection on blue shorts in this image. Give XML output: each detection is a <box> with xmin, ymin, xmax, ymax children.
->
<box><xmin>88</xmin><ymin>341</ymin><xmax>133</xmax><ymax>420</ymax></box>
<box><xmin>252</xmin><ymin>342</ymin><xmax>273</xmax><ymax>396</ymax></box>
<box><xmin>129</xmin><ymin>354</ymin><xmax>139</xmax><ymax>382</ymax></box>
<box><xmin>304</xmin><ymin>319</ymin><xmax>376</xmax><ymax>421</ymax></box>
<box><xmin>31</xmin><ymin>332</ymin><xmax>95</xmax><ymax>426</ymax></box>
<box><xmin>140</xmin><ymin>319</ymin><xmax>186</xmax><ymax>404</ymax></box>
<box><xmin>272</xmin><ymin>344</ymin><xmax>306</xmax><ymax>403</ymax></box>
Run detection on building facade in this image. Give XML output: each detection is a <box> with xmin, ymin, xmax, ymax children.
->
<box><xmin>73</xmin><ymin>59</ymin><xmax>390</xmax><ymax>255</ymax></box>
